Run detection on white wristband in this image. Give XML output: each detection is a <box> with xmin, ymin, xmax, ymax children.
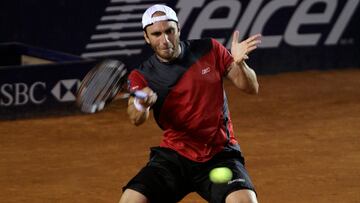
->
<box><xmin>133</xmin><ymin>98</ymin><xmax>149</xmax><ymax>112</ymax></box>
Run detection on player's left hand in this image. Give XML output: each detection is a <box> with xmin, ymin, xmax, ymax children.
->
<box><xmin>231</xmin><ymin>31</ymin><xmax>262</xmax><ymax>64</ymax></box>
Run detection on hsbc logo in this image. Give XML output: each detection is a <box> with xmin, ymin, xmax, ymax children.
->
<box><xmin>0</xmin><ymin>79</ymin><xmax>80</xmax><ymax>107</ymax></box>
<box><xmin>51</xmin><ymin>79</ymin><xmax>80</xmax><ymax>102</ymax></box>
<box><xmin>82</xmin><ymin>0</ymin><xmax>359</xmax><ymax>58</ymax></box>
<box><xmin>0</xmin><ymin>82</ymin><xmax>47</xmax><ymax>106</ymax></box>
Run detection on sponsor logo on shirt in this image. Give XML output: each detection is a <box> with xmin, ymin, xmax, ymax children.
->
<box><xmin>201</xmin><ymin>67</ymin><xmax>211</xmax><ymax>75</ymax></box>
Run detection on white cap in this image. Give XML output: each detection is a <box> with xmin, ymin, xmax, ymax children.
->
<box><xmin>142</xmin><ymin>4</ymin><xmax>178</xmax><ymax>29</ymax></box>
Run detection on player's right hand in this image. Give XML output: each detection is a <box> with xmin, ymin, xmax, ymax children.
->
<box><xmin>138</xmin><ymin>87</ymin><xmax>157</xmax><ymax>108</ymax></box>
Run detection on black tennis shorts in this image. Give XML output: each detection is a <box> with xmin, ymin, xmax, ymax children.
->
<box><xmin>123</xmin><ymin>147</ymin><xmax>256</xmax><ymax>203</ymax></box>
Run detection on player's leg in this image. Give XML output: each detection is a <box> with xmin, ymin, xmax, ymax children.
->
<box><xmin>119</xmin><ymin>189</ymin><xmax>149</xmax><ymax>203</ymax></box>
<box><xmin>225</xmin><ymin>189</ymin><xmax>257</xmax><ymax>203</ymax></box>
<box><xmin>119</xmin><ymin>147</ymin><xmax>192</xmax><ymax>203</ymax></box>
<box><xmin>217</xmin><ymin>157</ymin><xmax>257</xmax><ymax>203</ymax></box>
<box><xmin>195</xmin><ymin>152</ymin><xmax>257</xmax><ymax>203</ymax></box>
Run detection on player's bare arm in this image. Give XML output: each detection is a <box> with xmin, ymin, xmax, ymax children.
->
<box><xmin>227</xmin><ymin>31</ymin><xmax>261</xmax><ymax>94</ymax></box>
<box><xmin>127</xmin><ymin>87</ymin><xmax>157</xmax><ymax>126</ymax></box>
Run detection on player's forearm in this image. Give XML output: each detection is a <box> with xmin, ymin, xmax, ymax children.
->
<box><xmin>228</xmin><ymin>61</ymin><xmax>259</xmax><ymax>94</ymax></box>
<box><xmin>240</xmin><ymin>61</ymin><xmax>259</xmax><ymax>94</ymax></box>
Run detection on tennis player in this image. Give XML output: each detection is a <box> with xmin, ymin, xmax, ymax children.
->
<box><xmin>120</xmin><ymin>4</ymin><xmax>261</xmax><ymax>203</ymax></box>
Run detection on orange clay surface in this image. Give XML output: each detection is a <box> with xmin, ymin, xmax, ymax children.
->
<box><xmin>1</xmin><ymin>69</ymin><xmax>360</xmax><ymax>203</ymax></box>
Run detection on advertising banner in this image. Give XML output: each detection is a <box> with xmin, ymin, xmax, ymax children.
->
<box><xmin>1</xmin><ymin>0</ymin><xmax>359</xmax><ymax>74</ymax></box>
<box><xmin>0</xmin><ymin>43</ymin><xmax>96</xmax><ymax>119</ymax></box>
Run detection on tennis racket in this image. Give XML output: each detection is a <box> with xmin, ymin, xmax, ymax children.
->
<box><xmin>76</xmin><ymin>59</ymin><xmax>146</xmax><ymax>113</ymax></box>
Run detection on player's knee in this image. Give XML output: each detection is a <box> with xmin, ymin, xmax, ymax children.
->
<box><xmin>225</xmin><ymin>189</ymin><xmax>258</xmax><ymax>203</ymax></box>
<box><xmin>119</xmin><ymin>189</ymin><xmax>149</xmax><ymax>203</ymax></box>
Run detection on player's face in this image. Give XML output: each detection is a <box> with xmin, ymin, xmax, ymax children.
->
<box><xmin>144</xmin><ymin>20</ymin><xmax>180</xmax><ymax>62</ymax></box>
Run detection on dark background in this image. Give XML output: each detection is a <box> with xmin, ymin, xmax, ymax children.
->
<box><xmin>1</xmin><ymin>0</ymin><xmax>359</xmax><ymax>73</ymax></box>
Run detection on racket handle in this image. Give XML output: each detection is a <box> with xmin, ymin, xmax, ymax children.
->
<box><xmin>130</xmin><ymin>90</ymin><xmax>148</xmax><ymax>99</ymax></box>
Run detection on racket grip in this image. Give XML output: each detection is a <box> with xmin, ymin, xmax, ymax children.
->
<box><xmin>130</xmin><ymin>90</ymin><xmax>148</xmax><ymax>99</ymax></box>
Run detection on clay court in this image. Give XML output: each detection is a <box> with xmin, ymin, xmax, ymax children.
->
<box><xmin>1</xmin><ymin>68</ymin><xmax>359</xmax><ymax>203</ymax></box>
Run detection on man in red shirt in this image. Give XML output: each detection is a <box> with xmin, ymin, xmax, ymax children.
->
<box><xmin>120</xmin><ymin>4</ymin><xmax>261</xmax><ymax>203</ymax></box>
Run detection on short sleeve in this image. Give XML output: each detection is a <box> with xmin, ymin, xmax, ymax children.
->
<box><xmin>127</xmin><ymin>69</ymin><xmax>148</xmax><ymax>92</ymax></box>
<box><xmin>211</xmin><ymin>38</ymin><xmax>234</xmax><ymax>76</ymax></box>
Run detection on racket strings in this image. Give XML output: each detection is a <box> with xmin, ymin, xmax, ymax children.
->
<box><xmin>79</xmin><ymin>60</ymin><xmax>127</xmax><ymax>113</ymax></box>
<box><xmin>93</xmin><ymin>62</ymin><xmax>124</xmax><ymax>110</ymax></box>
<box><xmin>102</xmin><ymin>63</ymin><xmax>127</xmax><ymax>102</ymax></box>
<box><xmin>83</xmin><ymin>62</ymin><xmax>116</xmax><ymax>112</ymax></box>
<box><xmin>82</xmin><ymin>64</ymin><xmax>109</xmax><ymax>112</ymax></box>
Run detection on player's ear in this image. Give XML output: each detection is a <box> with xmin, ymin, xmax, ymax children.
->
<box><xmin>143</xmin><ymin>31</ymin><xmax>150</xmax><ymax>44</ymax></box>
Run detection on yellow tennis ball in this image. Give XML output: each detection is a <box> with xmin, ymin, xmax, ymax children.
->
<box><xmin>209</xmin><ymin>167</ymin><xmax>233</xmax><ymax>184</ymax></box>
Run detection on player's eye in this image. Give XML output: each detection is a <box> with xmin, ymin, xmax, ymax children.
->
<box><xmin>151</xmin><ymin>32</ymin><xmax>161</xmax><ymax>37</ymax></box>
<box><xmin>165</xmin><ymin>28</ymin><xmax>175</xmax><ymax>35</ymax></box>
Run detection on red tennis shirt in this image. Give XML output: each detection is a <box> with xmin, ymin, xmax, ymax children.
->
<box><xmin>128</xmin><ymin>38</ymin><xmax>241</xmax><ymax>162</ymax></box>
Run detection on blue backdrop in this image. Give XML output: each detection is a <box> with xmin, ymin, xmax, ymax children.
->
<box><xmin>1</xmin><ymin>0</ymin><xmax>359</xmax><ymax>73</ymax></box>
